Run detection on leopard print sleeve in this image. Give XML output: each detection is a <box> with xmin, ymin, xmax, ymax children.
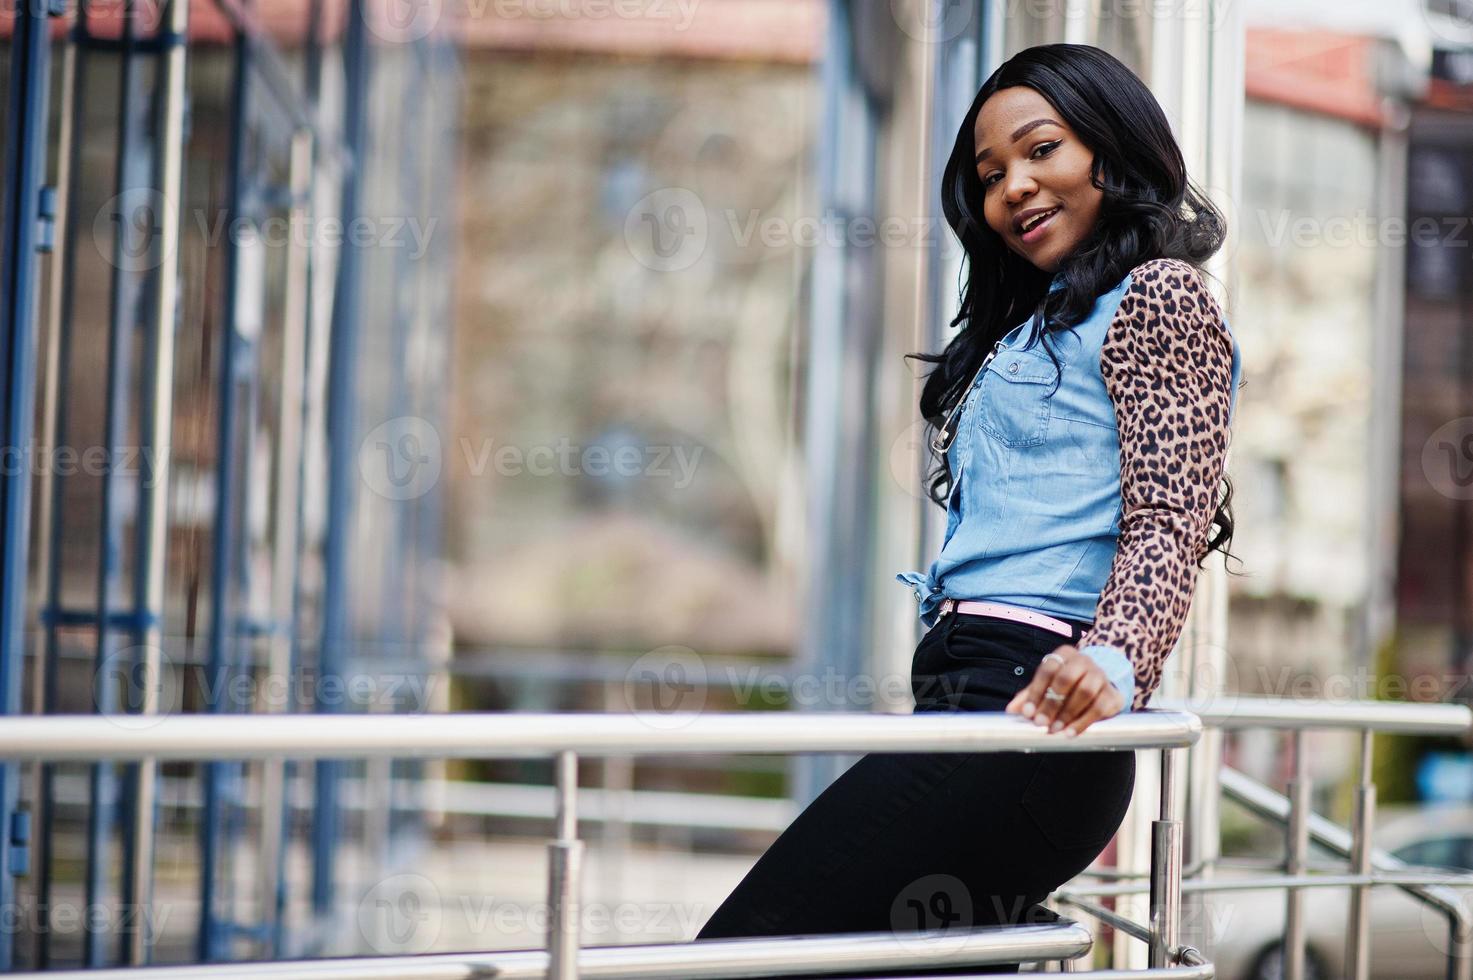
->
<box><xmin>1078</xmin><ymin>258</ymin><xmax>1237</xmax><ymax>712</ymax></box>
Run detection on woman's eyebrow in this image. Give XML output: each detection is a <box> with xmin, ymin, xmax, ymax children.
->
<box><xmin>975</xmin><ymin>118</ymin><xmax>1060</xmax><ymax>163</ymax></box>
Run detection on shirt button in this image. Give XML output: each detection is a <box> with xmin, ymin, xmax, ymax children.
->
<box><xmin>1008</xmin><ymin>362</ymin><xmax>1019</xmax><ymax>374</ymax></box>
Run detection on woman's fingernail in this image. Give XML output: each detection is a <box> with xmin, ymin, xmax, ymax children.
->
<box><xmin>1063</xmin><ymin>727</ymin><xmax>1077</xmax><ymax>737</ymax></box>
<box><xmin>1021</xmin><ymin>702</ymin><xmax>1035</xmax><ymax>717</ymax></box>
<box><xmin>1049</xmin><ymin>721</ymin><xmax>1063</xmax><ymax>733</ymax></box>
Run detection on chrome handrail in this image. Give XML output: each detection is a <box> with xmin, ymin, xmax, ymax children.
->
<box><xmin>1153</xmin><ymin>695</ymin><xmax>1472</xmax><ymax>734</ymax></box>
<box><xmin>13</xmin><ymin>698</ymin><xmax>1464</xmax><ymax>977</ymax></box>
<box><xmin>0</xmin><ymin>709</ymin><xmax>1202</xmax><ymax>978</ymax></box>
<box><xmin>1076</xmin><ymin>697</ymin><xmax>1473</xmax><ymax>980</ymax></box>
<box><xmin>8</xmin><ymin>923</ymin><xmax>1098</xmax><ymax>980</ymax></box>
<box><xmin>0</xmin><ymin>709</ymin><xmax>1201</xmax><ymax>760</ymax></box>
<box><xmin>1219</xmin><ymin>764</ymin><xmax>1473</xmax><ymax>980</ymax></box>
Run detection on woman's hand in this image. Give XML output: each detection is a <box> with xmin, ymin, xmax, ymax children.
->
<box><xmin>1005</xmin><ymin>644</ymin><xmax>1124</xmax><ymax>737</ymax></box>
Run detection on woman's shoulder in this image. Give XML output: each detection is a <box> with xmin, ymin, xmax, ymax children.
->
<box><xmin>1120</xmin><ymin>258</ymin><xmax>1224</xmax><ymax>323</ymax></box>
<box><xmin>1106</xmin><ymin>257</ymin><xmax>1234</xmax><ymax>366</ymax></box>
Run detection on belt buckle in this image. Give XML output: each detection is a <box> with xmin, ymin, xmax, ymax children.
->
<box><xmin>938</xmin><ymin>598</ymin><xmax>956</xmax><ymax>618</ymax></box>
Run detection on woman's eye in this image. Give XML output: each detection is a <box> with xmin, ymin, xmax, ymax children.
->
<box><xmin>981</xmin><ymin>141</ymin><xmax>1060</xmax><ymax>189</ymax></box>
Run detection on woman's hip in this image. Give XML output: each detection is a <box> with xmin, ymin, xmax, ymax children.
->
<box><xmin>908</xmin><ymin>608</ymin><xmax>1137</xmax><ymax>859</ymax></box>
<box><xmin>911</xmin><ymin>607</ymin><xmax>1089</xmax><ymax>711</ymax></box>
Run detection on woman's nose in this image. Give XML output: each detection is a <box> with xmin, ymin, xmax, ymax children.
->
<box><xmin>1003</xmin><ymin>173</ymin><xmax>1037</xmax><ymax>206</ymax></box>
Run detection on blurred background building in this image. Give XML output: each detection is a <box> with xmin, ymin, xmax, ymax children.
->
<box><xmin>2</xmin><ymin>0</ymin><xmax>1473</xmax><ymax>973</ymax></box>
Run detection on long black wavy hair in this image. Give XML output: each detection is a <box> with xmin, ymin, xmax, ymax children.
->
<box><xmin>908</xmin><ymin>43</ymin><xmax>1240</xmax><ymax>571</ymax></box>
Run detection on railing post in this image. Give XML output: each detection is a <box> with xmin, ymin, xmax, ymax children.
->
<box><xmin>128</xmin><ymin>0</ymin><xmax>191</xmax><ymax>963</ymax></box>
<box><xmin>1447</xmin><ymin>905</ymin><xmax>1473</xmax><ymax>980</ymax></box>
<box><xmin>1283</xmin><ymin>728</ymin><xmax>1309</xmax><ymax>980</ymax></box>
<box><xmin>1149</xmin><ymin>747</ymin><xmax>1183</xmax><ymax>968</ymax></box>
<box><xmin>1346</xmin><ymin>728</ymin><xmax>1375</xmax><ymax>980</ymax></box>
<box><xmin>548</xmin><ymin>749</ymin><xmax>583</xmax><ymax>980</ymax></box>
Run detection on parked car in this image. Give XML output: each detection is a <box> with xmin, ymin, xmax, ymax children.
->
<box><xmin>1204</xmin><ymin>804</ymin><xmax>1473</xmax><ymax>980</ymax></box>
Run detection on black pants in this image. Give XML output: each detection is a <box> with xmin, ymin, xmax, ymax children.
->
<box><xmin>693</xmin><ymin>610</ymin><xmax>1136</xmax><ymax>977</ymax></box>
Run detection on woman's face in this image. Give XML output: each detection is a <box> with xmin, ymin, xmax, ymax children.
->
<box><xmin>974</xmin><ymin>85</ymin><xmax>1103</xmax><ymax>273</ymax></box>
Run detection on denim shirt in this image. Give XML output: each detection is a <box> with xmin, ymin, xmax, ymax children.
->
<box><xmin>898</xmin><ymin>258</ymin><xmax>1243</xmax><ymax>713</ymax></box>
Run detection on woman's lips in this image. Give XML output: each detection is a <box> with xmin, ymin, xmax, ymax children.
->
<box><xmin>1019</xmin><ymin>206</ymin><xmax>1060</xmax><ymax>244</ymax></box>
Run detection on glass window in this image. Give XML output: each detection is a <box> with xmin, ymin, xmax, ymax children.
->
<box><xmin>1393</xmin><ymin>836</ymin><xmax>1473</xmax><ymax>871</ymax></box>
<box><xmin>447</xmin><ymin>50</ymin><xmax>818</xmax><ymax>689</ymax></box>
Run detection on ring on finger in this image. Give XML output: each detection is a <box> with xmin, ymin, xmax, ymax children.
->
<box><xmin>1042</xmin><ymin>652</ymin><xmax>1066</xmax><ymax>667</ymax></box>
<box><xmin>1042</xmin><ymin>687</ymin><xmax>1065</xmax><ymax>702</ymax></box>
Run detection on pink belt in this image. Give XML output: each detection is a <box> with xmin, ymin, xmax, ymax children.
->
<box><xmin>936</xmin><ymin>598</ymin><xmax>1078</xmax><ymax>639</ymax></box>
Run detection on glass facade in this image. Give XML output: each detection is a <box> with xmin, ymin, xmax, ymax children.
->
<box><xmin>0</xmin><ymin>0</ymin><xmax>458</xmax><ymax>967</ymax></box>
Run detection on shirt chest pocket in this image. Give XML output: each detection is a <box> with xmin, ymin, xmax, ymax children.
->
<box><xmin>975</xmin><ymin>346</ymin><xmax>1060</xmax><ymax>449</ymax></box>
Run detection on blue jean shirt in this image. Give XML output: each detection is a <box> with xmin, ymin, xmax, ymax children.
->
<box><xmin>898</xmin><ymin>260</ymin><xmax>1243</xmax><ymax>713</ymax></box>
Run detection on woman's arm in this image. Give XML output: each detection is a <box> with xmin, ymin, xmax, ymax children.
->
<box><xmin>1077</xmin><ymin>257</ymin><xmax>1238</xmax><ymax>712</ymax></box>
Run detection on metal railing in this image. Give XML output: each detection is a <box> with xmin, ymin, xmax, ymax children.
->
<box><xmin>1064</xmin><ymin>695</ymin><xmax>1473</xmax><ymax>980</ymax></box>
<box><xmin>7</xmin><ymin>697</ymin><xmax>1470</xmax><ymax>979</ymax></box>
<box><xmin>0</xmin><ymin>709</ymin><xmax>1205</xmax><ymax>978</ymax></box>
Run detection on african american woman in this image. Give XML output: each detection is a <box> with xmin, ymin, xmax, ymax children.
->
<box><xmin>694</xmin><ymin>42</ymin><xmax>1243</xmax><ymax>977</ymax></box>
